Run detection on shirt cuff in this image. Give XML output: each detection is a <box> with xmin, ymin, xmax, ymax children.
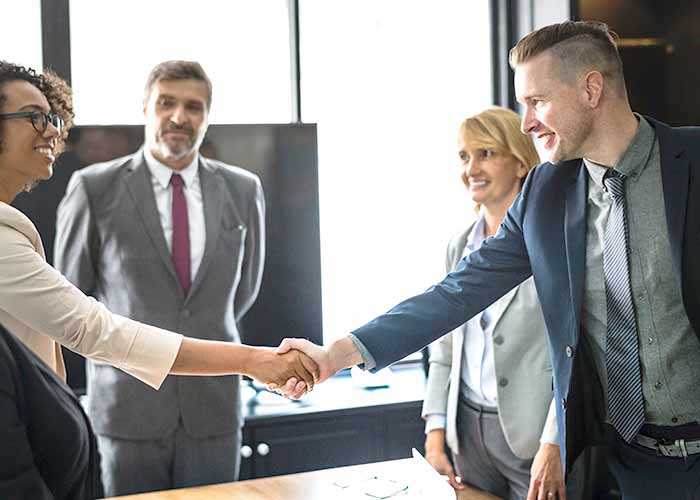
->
<box><xmin>539</xmin><ymin>398</ymin><xmax>559</xmax><ymax>445</ymax></box>
<box><xmin>348</xmin><ymin>333</ymin><xmax>377</xmax><ymax>371</ymax></box>
<box><xmin>118</xmin><ymin>318</ymin><xmax>183</xmax><ymax>390</ymax></box>
<box><xmin>424</xmin><ymin>413</ymin><xmax>447</xmax><ymax>435</ymax></box>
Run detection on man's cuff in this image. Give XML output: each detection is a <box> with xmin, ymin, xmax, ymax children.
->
<box><xmin>539</xmin><ymin>398</ymin><xmax>559</xmax><ymax>445</ymax></box>
<box><xmin>348</xmin><ymin>334</ymin><xmax>377</xmax><ymax>371</ymax></box>
<box><xmin>424</xmin><ymin>413</ymin><xmax>447</xmax><ymax>435</ymax></box>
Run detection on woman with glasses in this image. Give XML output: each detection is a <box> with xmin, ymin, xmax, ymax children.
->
<box><xmin>421</xmin><ymin>108</ymin><xmax>566</xmax><ymax>500</ymax></box>
<box><xmin>0</xmin><ymin>60</ymin><xmax>314</xmax><ymax>499</ymax></box>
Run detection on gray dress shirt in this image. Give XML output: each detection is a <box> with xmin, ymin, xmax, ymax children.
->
<box><xmin>582</xmin><ymin>116</ymin><xmax>700</xmax><ymax>426</ymax></box>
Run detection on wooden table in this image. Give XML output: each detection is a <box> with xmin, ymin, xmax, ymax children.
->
<box><xmin>109</xmin><ymin>459</ymin><xmax>503</xmax><ymax>500</ymax></box>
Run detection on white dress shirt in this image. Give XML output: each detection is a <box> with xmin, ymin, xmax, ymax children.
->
<box><xmin>425</xmin><ymin>215</ymin><xmax>506</xmax><ymax>433</ymax></box>
<box><xmin>144</xmin><ymin>150</ymin><xmax>206</xmax><ymax>282</ymax></box>
<box><xmin>458</xmin><ymin>215</ymin><xmax>501</xmax><ymax>407</ymax></box>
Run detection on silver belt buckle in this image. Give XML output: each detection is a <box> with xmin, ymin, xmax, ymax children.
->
<box><xmin>656</xmin><ymin>438</ymin><xmax>688</xmax><ymax>458</ymax></box>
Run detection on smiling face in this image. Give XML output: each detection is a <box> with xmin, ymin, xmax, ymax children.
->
<box><xmin>458</xmin><ymin>137</ymin><xmax>528</xmax><ymax>212</ymax></box>
<box><xmin>144</xmin><ymin>78</ymin><xmax>209</xmax><ymax>169</ymax></box>
<box><xmin>0</xmin><ymin>80</ymin><xmax>60</xmax><ymax>197</ymax></box>
<box><xmin>515</xmin><ymin>52</ymin><xmax>594</xmax><ymax>163</ymax></box>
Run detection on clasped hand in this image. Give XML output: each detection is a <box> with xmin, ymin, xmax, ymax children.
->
<box><xmin>266</xmin><ymin>338</ymin><xmax>335</xmax><ymax>399</ymax></box>
<box><xmin>246</xmin><ymin>345</ymin><xmax>319</xmax><ymax>394</ymax></box>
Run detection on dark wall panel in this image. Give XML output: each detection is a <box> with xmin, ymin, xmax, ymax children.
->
<box><xmin>578</xmin><ymin>0</ymin><xmax>700</xmax><ymax>126</ymax></box>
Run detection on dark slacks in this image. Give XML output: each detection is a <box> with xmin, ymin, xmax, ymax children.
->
<box><xmin>97</xmin><ymin>421</ymin><xmax>241</xmax><ymax>497</ymax></box>
<box><xmin>605</xmin><ymin>425</ymin><xmax>700</xmax><ymax>500</ymax></box>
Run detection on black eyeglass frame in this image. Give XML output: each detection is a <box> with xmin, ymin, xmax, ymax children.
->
<box><xmin>0</xmin><ymin>110</ymin><xmax>64</xmax><ymax>135</ymax></box>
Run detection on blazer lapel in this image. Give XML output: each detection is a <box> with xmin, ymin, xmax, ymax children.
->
<box><xmin>187</xmin><ymin>158</ymin><xmax>225</xmax><ymax>301</ymax></box>
<box><xmin>490</xmin><ymin>286</ymin><xmax>520</xmax><ymax>333</ymax></box>
<box><xmin>564</xmin><ymin>161</ymin><xmax>588</xmax><ymax>344</ymax></box>
<box><xmin>123</xmin><ymin>152</ymin><xmax>180</xmax><ymax>288</ymax></box>
<box><xmin>652</xmin><ymin>118</ymin><xmax>689</xmax><ymax>291</ymax></box>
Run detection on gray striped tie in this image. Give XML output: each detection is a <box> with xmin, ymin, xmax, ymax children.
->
<box><xmin>603</xmin><ymin>169</ymin><xmax>645</xmax><ymax>443</ymax></box>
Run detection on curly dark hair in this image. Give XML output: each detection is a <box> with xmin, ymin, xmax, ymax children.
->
<box><xmin>0</xmin><ymin>60</ymin><xmax>74</xmax><ymax>154</ymax></box>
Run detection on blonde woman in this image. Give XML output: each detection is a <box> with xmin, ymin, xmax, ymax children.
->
<box><xmin>422</xmin><ymin>108</ymin><xmax>564</xmax><ymax>500</ymax></box>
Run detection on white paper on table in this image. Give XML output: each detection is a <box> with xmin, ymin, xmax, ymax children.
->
<box><xmin>331</xmin><ymin>449</ymin><xmax>456</xmax><ymax>499</ymax></box>
<box><xmin>408</xmin><ymin>448</ymin><xmax>456</xmax><ymax>500</ymax></box>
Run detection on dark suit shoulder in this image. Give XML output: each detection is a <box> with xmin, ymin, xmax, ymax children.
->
<box><xmin>76</xmin><ymin>152</ymin><xmax>136</xmax><ymax>180</ymax></box>
<box><xmin>201</xmin><ymin>159</ymin><xmax>263</xmax><ymax>205</ymax></box>
<box><xmin>643</xmin><ymin>115</ymin><xmax>700</xmax><ymax>157</ymax></box>
<box><xmin>523</xmin><ymin>159</ymin><xmax>582</xmax><ymax>195</ymax></box>
<box><xmin>528</xmin><ymin>160</ymin><xmax>577</xmax><ymax>180</ymax></box>
<box><xmin>671</xmin><ymin>126</ymin><xmax>700</xmax><ymax>154</ymax></box>
<box><xmin>202</xmin><ymin>157</ymin><xmax>261</xmax><ymax>186</ymax></box>
<box><xmin>69</xmin><ymin>152</ymin><xmax>137</xmax><ymax>198</ymax></box>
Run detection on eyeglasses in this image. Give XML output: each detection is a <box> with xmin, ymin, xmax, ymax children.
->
<box><xmin>0</xmin><ymin>110</ymin><xmax>64</xmax><ymax>135</ymax></box>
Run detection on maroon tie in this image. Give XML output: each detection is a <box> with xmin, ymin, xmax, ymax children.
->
<box><xmin>170</xmin><ymin>174</ymin><xmax>191</xmax><ymax>294</ymax></box>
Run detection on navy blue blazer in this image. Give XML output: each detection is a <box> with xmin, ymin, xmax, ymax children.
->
<box><xmin>353</xmin><ymin>117</ymin><xmax>700</xmax><ymax>472</ymax></box>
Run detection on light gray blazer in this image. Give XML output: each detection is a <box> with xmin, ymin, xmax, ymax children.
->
<box><xmin>422</xmin><ymin>221</ymin><xmax>556</xmax><ymax>459</ymax></box>
<box><xmin>54</xmin><ymin>149</ymin><xmax>265</xmax><ymax>440</ymax></box>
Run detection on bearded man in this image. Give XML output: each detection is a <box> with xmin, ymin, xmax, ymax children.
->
<box><xmin>55</xmin><ymin>60</ymin><xmax>265</xmax><ymax>496</ymax></box>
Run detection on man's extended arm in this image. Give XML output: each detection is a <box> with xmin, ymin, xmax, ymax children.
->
<box><xmin>275</xmin><ymin>175</ymin><xmax>536</xmax><ymax>400</ymax></box>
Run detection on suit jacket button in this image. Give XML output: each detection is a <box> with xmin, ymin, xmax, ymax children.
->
<box><xmin>565</xmin><ymin>345</ymin><xmax>573</xmax><ymax>358</ymax></box>
<box><xmin>498</xmin><ymin>378</ymin><xmax>508</xmax><ymax>387</ymax></box>
<box><xmin>183</xmin><ymin>309</ymin><xmax>191</xmax><ymax>318</ymax></box>
<box><xmin>493</xmin><ymin>335</ymin><xmax>504</xmax><ymax>345</ymax></box>
<box><xmin>561</xmin><ymin>398</ymin><xmax>567</xmax><ymax>410</ymax></box>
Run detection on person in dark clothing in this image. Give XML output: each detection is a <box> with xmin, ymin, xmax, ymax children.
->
<box><xmin>0</xmin><ymin>323</ymin><xmax>102</xmax><ymax>499</ymax></box>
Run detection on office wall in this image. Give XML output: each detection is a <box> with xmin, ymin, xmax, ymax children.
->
<box><xmin>578</xmin><ymin>0</ymin><xmax>700</xmax><ymax>125</ymax></box>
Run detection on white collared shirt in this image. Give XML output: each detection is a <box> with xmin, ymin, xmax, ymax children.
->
<box><xmin>143</xmin><ymin>150</ymin><xmax>206</xmax><ymax>283</ymax></box>
<box><xmin>458</xmin><ymin>215</ymin><xmax>500</xmax><ymax>407</ymax></box>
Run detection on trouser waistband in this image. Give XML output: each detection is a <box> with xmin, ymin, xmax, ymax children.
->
<box><xmin>458</xmin><ymin>393</ymin><xmax>498</xmax><ymax>414</ymax></box>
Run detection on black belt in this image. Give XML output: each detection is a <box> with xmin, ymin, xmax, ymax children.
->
<box><xmin>458</xmin><ymin>393</ymin><xmax>498</xmax><ymax>414</ymax></box>
<box><xmin>633</xmin><ymin>433</ymin><xmax>700</xmax><ymax>458</ymax></box>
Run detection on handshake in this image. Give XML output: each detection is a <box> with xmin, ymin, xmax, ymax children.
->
<box><xmin>246</xmin><ymin>337</ymin><xmax>362</xmax><ymax>399</ymax></box>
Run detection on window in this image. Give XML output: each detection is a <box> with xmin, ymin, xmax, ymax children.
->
<box><xmin>1</xmin><ymin>0</ymin><xmax>42</xmax><ymax>71</ymax></box>
<box><xmin>301</xmin><ymin>1</ymin><xmax>492</xmax><ymax>345</ymax></box>
<box><xmin>69</xmin><ymin>0</ymin><xmax>292</xmax><ymax>124</ymax></box>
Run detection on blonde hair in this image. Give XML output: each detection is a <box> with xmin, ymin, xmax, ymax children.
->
<box><xmin>458</xmin><ymin>107</ymin><xmax>540</xmax><ymax>213</ymax></box>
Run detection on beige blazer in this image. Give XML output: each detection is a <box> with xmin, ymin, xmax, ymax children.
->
<box><xmin>422</xmin><ymin>221</ymin><xmax>556</xmax><ymax>459</ymax></box>
<box><xmin>0</xmin><ymin>202</ymin><xmax>181</xmax><ymax>389</ymax></box>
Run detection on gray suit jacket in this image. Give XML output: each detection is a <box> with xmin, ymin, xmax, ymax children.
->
<box><xmin>422</xmin><ymin>221</ymin><xmax>555</xmax><ymax>459</ymax></box>
<box><xmin>54</xmin><ymin>149</ymin><xmax>265</xmax><ymax>439</ymax></box>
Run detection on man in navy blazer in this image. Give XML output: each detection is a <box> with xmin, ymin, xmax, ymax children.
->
<box><xmin>277</xmin><ymin>21</ymin><xmax>700</xmax><ymax>499</ymax></box>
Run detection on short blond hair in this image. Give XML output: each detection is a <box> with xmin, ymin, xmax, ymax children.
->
<box><xmin>509</xmin><ymin>21</ymin><xmax>626</xmax><ymax>96</ymax></box>
<box><xmin>459</xmin><ymin>107</ymin><xmax>540</xmax><ymax>212</ymax></box>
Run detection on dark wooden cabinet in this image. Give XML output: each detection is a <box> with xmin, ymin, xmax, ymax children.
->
<box><xmin>239</xmin><ymin>366</ymin><xmax>426</xmax><ymax>480</ymax></box>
